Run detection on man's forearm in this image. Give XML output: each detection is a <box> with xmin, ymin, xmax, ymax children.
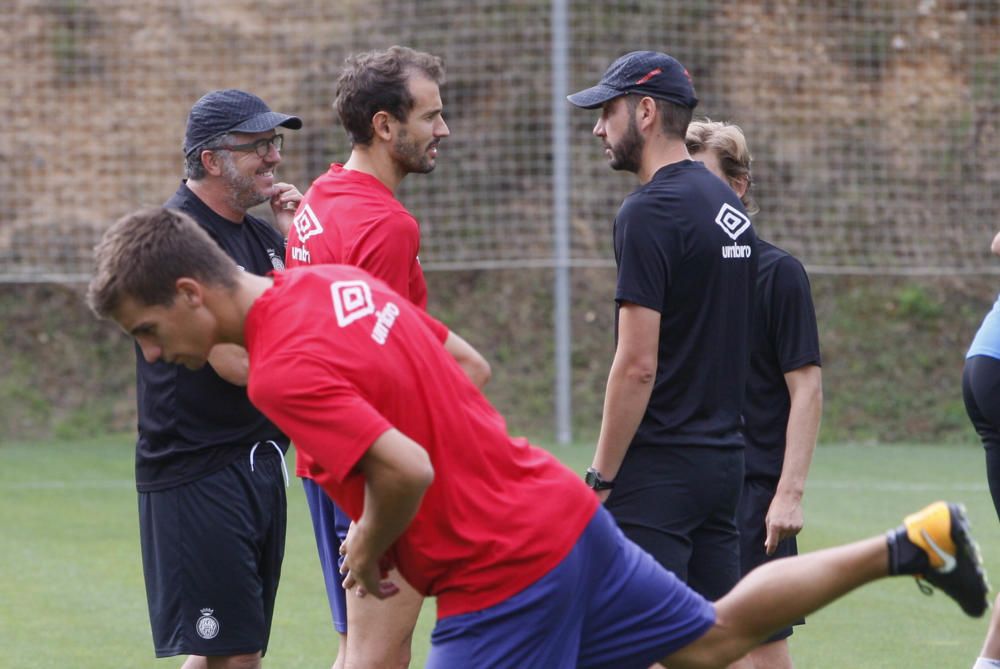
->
<box><xmin>354</xmin><ymin>481</ymin><xmax>427</xmax><ymax>570</ymax></box>
<box><xmin>776</xmin><ymin>367</ymin><xmax>823</xmax><ymax>499</ymax></box>
<box><xmin>593</xmin><ymin>303</ymin><xmax>661</xmax><ymax>482</ymax></box>
<box><xmin>444</xmin><ymin>330</ymin><xmax>491</xmax><ymax>388</ymax></box>
<box><xmin>356</xmin><ymin>462</ymin><xmax>433</xmax><ymax>565</ymax></box>
<box><xmin>592</xmin><ymin>359</ymin><xmax>654</xmax><ymax>480</ymax></box>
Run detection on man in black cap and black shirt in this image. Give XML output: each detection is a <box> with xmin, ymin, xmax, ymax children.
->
<box><xmin>136</xmin><ymin>89</ymin><xmax>302</xmax><ymax>668</ymax></box>
<box><xmin>569</xmin><ymin>52</ymin><xmax>757</xmax><ymax>611</ymax></box>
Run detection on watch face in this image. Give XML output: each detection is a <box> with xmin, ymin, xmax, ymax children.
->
<box><xmin>585</xmin><ymin>470</ymin><xmax>597</xmax><ymax>487</ymax></box>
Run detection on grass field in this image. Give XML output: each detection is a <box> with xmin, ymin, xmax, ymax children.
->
<box><xmin>3</xmin><ymin>435</ymin><xmax>998</xmax><ymax>668</ymax></box>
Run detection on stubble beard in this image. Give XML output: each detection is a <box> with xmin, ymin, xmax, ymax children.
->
<box><xmin>394</xmin><ymin>129</ymin><xmax>436</xmax><ymax>175</ymax></box>
<box><xmin>608</xmin><ymin>118</ymin><xmax>644</xmax><ymax>174</ymax></box>
<box><xmin>219</xmin><ymin>152</ymin><xmax>272</xmax><ymax>212</ymax></box>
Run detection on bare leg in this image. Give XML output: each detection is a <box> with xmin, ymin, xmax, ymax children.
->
<box><xmin>653</xmin><ymin>652</ymin><xmax>767</xmax><ymax>667</ymax></box>
<box><xmin>203</xmin><ymin>653</ymin><xmax>262</xmax><ymax>669</ymax></box>
<box><xmin>332</xmin><ymin>631</ymin><xmax>347</xmax><ymax>669</ymax></box>
<box><xmin>978</xmin><ymin>593</ymin><xmax>1000</xmax><ymax>660</ymax></box>
<box><xmin>743</xmin><ymin>639</ymin><xmax>793</xmax><ymax>669</ymax></box>
<box><xmin>726</xmin><ymin>654</ymin><xmax>758</xmax><ymax>669</ymax></box>
<box><xmin>181</xmin><ymin>657</ymin><xmax>207</xmax><ymax>669</ymax></box>
<box><xmin>344</xmin><ymin>568</ymin><xmax>423</xmax><ymax>669</ymax></box>
<box><xmin>661</xmin><ymin>536</ymin><xmax>887</xmax><ymax>669</ymax></box>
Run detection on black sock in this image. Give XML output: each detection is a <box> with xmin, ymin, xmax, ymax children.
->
<box><xmin>886</xmin><ymin>525</ymin><xmax>931</xmax><ymax>576</ymax></box>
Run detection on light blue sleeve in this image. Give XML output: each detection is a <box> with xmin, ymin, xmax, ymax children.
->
<box><xmin>967</xmin><ymin>293</ymin><xmax>1000</xmax><ymax>359</ymax></box>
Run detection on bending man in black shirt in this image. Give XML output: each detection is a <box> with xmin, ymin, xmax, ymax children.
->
<box><xmin>687</xmin><ymin>119</ymin><xmax>823</xmax><ymax>669</ymax></box>
<box><xmin>569</xmin><ymin>52</ymin><xmax>757</xmax><ymax>609</ymax></box>
<box><xmin>135</xmin><ymin>89</ymin><xmax>302</xmax><ymax>669</ymax></box>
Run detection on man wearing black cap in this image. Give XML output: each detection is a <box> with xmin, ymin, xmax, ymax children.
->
<box><xmin>135</xmin><ymin>89</ymin><xmax>303</xmax><ymax>668</ymax></box>
<box><xmin>569</xmin><ymin>52</ymin><xmax>757</xmax><ymax>610</ymax></box>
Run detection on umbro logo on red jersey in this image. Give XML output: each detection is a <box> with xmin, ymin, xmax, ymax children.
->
<box><xmin>329</xmin><ymin>279</ymin><xmax>401</xmax><ymax>345</ymax></box>
<box><xmin>330</xmin><ymin>280</ymin><xmax>375</xmax><ymax>327</ymax></box>
<box><xmin>293</xmin><ymin>204</ymin><xmax>324</xmax><ymax>242</ymax></box>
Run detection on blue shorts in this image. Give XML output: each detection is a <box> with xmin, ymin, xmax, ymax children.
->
<box><xmin>738</xmin><ymin>477</ymin><xmax>802</xmax><ymax>642</ymax></box>
<box><xmin>426</xmin><ymin>506</ymin><xmax>715</xmax><ymax>669</ymax></box>
<box><xmin>302</xmin><ymin>477</ymin><xmax>352</xmax><ymax>634</ymax></box>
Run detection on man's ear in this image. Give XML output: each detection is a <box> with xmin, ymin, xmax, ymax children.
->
<box><xmin>200</xmin><ymin>149</ymin><xmax>224</xmax><ymax>177</ymax></box>
<box><xmin>372</xmin><ymin>110</ymin><xmax>393</xmax><ymax>142</ymax></box>
<box><xmin>175</xmin><ymin>277</ymin><xmax>205</xmax><ymax>307</ymax></box>
<box><xmin>635</xmin><ymin>96</ymin><xmax>658</xmax><ymax>132</ymax></box>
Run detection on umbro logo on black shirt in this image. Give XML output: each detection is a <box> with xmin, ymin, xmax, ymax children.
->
<box><xmin>715</xmin><ymin>203</ymin><xmax>753</xmax><ymax>259</ymax></box>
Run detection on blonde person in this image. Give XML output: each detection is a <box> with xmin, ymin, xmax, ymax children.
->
<box><xmin>686</xmin><ymin>120</ymin><xmax>823</xmax><ymax>669</ymax></box>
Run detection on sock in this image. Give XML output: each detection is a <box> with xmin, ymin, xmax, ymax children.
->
<box><xmin>886</xmin><ymin>525</ymin><xmax>931</xmax><ymax>576</ymax></box>
<box><xmin>973</xmin><ymin>658</ymin><xmax>1000</xmax><ymax>668</ymax></box>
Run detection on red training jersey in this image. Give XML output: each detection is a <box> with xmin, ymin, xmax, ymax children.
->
<box><xmin>285</xmin><ymin>163</ymin><xmax>430</xmax><ymax>478</ymax></box>
<box><xmin>245</xmin><ymin>266</ymin><xmax>598</xmax><ymax>618</ymax></box>
<box><xmin>285</xmin><ymin>163</ymin><xmax>428</xmax><ymax>306</ymax></box>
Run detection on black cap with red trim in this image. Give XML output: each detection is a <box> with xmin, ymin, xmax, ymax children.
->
<box><xmin>567</xmin><ymin>51</ymin><xmax>698</xmax><ymax>110</ymax></box>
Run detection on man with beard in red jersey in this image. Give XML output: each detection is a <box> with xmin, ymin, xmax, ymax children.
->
<box><xmin>286</xmin><ymin>47</ymin><xmax>488</xmax><ymax>669</ymax></box>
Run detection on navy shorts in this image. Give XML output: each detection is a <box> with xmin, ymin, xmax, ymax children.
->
<box><xmin>302</xmin><ymin>477</ymin><xmax>351</xmax><ymax>634</ymax></box>
<box><xmin>426</xmin><ymin>506</ymin><xmax>715</xmax><ymax>669</ymax></box>
<box><xmin>605</xmin><ymin>444</ymin><xmax>744</xmax><ymax>600</ymax></box>
<box><xmin>139</xmin><ymin>447</ymin><xmax>287</xmax><ymax>657</ymax></box>
<box><xmin>738</xmin><ymin>477</ymin><xmax>802</xmax><ymax>642</ymax></box>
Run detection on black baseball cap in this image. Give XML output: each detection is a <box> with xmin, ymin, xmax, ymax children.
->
<box><xmin>183</xmin><ymin>89</ymin><xmax>303</xmax><ymax>156</ymax></box>
<box><xmin>567</xmin><ymin>51</ymin><xmax>698</xmax><ymax>110</ymax></box>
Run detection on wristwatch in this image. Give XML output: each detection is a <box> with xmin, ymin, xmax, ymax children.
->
<box><xmin>585</xmin><ymin>467</ymin><xmax>615</xmax><ymax>491</ymax></box>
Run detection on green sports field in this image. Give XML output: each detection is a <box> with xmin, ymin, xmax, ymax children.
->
<box><xmin>2</xmin><ymin>436</ymin><xmax>997</xmax><ymax>668</ymax></box>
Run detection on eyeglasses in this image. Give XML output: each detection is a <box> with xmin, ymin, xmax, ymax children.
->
<box><xmin>214</xmin><ymin>134</ymin><xmax>284</xmax><ymax>158</ymax></box>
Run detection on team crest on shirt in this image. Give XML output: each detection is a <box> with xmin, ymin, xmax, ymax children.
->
<box><xmin>267</xmin><ymin>248</ymin><xmax>285</xmax><ymax>271</ymax></box>
<box><xmin>195</xmin><ymin>608</ymin><xmax>220</xmax><ymax>639</ymax></box>
<box><xmin>293</xmin><ymin>203</ymin><xmax>324</xmax><ymax>242</ymax></box>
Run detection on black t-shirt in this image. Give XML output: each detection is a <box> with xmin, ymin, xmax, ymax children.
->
<box><xmin>614</xmin><ymin>160</ymin><xmax>757</xmax><ymax>449</ymax></box>
<box><xmin>743</xmin><ymin>238</ymin><xmax>821</xmax><ymax>479</ymax></box>
<box><xmin>133</xmin><ymin>182</ymin><xmax>289</xmax><ymax>492</ymax></box>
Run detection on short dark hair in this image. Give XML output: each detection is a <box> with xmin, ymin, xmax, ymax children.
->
<box><xmin>88</xmin><ymin>207</ymin><xmax>238</xmax><ymax>318</ymax></box>
<box><xmin>654</xmin><ymin>98</ymin><xmax>693</xmax><ymax>140</ymax></box>
<box><xmin>335</xmin><ymin>46</ymin><xmax>445</xmax><ymax>146</ymax></box>
<box><xmin>624</xmin><ymin>95</ymin><xmax>692</xmax><ymax>140</ymax></box>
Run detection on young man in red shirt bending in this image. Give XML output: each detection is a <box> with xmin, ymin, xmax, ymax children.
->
<box><xmin>89</xmin><ymin>207</ymin><xmax>989</xmax><ymax>669</ymax></box>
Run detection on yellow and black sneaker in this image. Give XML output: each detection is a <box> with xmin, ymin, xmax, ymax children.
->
<box><xmin>887</xmin><ymin>501</ymin><xmax>989</xmax><ymax>617</ymax></box>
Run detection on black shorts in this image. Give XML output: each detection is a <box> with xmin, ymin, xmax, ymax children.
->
<box><xmin>138</xmin><ymin>446</ymin><xmax>287</xmax><ymax>658</ymax></box>
<box><xmin>738</xmin><ymin>477</ymin><xmax>802</xmax><ymax>642</ymax></box>
<box><xmin>605</xmin><ymin>444</ymin><xmax>743</xmax><ymax>601</ymax></box>
<box><xmin>963</xmin><ymin>355</ymin><xmax>1000</xmax><ymax>522</ymax></box>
